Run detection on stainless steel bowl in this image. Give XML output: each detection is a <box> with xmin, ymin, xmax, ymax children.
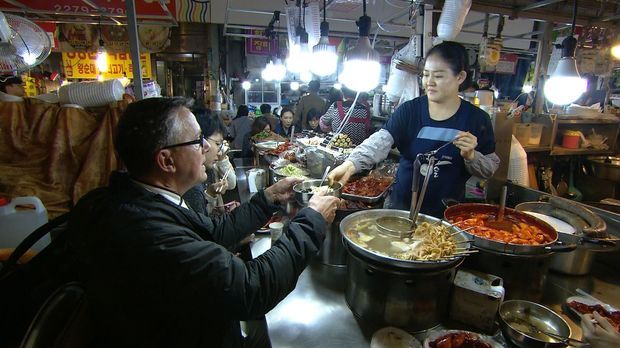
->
<box><xmin>293</xmin><ymin>179</ymin><xmax>342</xmax><ymax>206</ymax></box>
<box><xmin>499</xmin><ymin>300</ymin><xmax>571</xmax><ymax>348</ymax></box>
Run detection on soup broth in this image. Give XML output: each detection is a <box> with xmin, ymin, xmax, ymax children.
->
<box><xmin>346</xmin><ymin>219</ymin><xmax>459</xmax><ymax>261</ymax></box>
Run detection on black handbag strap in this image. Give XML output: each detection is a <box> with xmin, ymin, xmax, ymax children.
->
<box><xmin>0</xmin><ymin>212</ymin><xmax>70</xmax><ymax>278</ymax></box>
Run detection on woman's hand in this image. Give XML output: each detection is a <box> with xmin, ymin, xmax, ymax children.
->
<box><xmin>206</xmin><ymin>180</ymin><xmax>228</xmax><ymax>196</ymax></box>
<box><xmin>327</xmin><ymin>160</ymin><xmax>356</xmax><ymax>186</ymax></box>
<box><xmin>582</xmin><ymin>312</ymin><xmax>620</xmax><ymax>348</ymax></box>
<box><xmin>453</xmin><ymin>131</ymin><xmax>477</xmax><ymax>161</ymax></box>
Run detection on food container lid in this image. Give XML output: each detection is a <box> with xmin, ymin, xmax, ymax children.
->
<box><xmin>564</xmin><ymin>130</ymin><xmax>581</xmax><ymax>136</ymax></box>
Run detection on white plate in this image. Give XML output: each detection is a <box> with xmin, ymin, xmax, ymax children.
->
<box><xmin>523</xmin><ymin>211</ymin><xmax>577</xmax><ymax>235</ymax></box>
<box><xmin>371</xmin><ymin>327</ymin><xmax>422</xmax><ymax>348</ymax></box>
<box><xmin>254</xmin><ymin>141</ymin><xmax>282</xmax><ymax>151</ymax></box>
<box><xmin>566</xmin><ymin>295</ymin><xmax>618</xmax><ymax>313</ymax></box>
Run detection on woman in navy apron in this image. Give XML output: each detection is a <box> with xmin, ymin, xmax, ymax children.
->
<box><xmin>329</xmin><ymin>41</ymin><xmax>500</xmax><ymax>218</ymax></box>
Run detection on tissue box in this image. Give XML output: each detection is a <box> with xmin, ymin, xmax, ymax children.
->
<box><xmin>449</xmin><ymin>269</ymin><xmax>505</xmax><ymax>333</ymax></box>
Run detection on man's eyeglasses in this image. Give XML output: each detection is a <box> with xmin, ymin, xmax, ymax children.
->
<box><xmin>207</xmin><ymin>137</ymin><xmax>225</xmax><ymax>153</ymax></box>
<box><xmin>161</xmin><ymin>134</ymin><xmax>205</xmax><ymax>150</ymax></box>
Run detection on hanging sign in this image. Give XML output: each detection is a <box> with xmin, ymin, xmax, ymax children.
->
<box><xmin>62</xmin><ymin>52</ymin><xmax>152</xmax><ymax>79</ymax></box>
<box><xmin>495</xmin><ymin>54</ymin><xmax>518</xmax><ymax>74</ymax></box>
<box><xmin>0</xmin><ymin>0</ymin><xmax>176</xmax><ymax>19</ymax></box>
<box><xmin>246</xmin><ymin>30</ymin><xmax>276</xmax><ymax>56</ymax></box>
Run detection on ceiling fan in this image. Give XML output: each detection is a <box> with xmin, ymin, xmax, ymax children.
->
<box><xmin>0</xmin><ymin>11</ymin><xmax>51</xmax><ymax>74</ymax></box>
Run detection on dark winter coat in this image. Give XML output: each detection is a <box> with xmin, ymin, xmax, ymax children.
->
<box><xmin>67</xmin><ymin>171</ymin><xmax>326</xmax><ymax>347</ymax></box>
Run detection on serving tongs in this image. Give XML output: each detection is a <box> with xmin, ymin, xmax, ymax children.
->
<box><xmin>376</xmin><ymin>152</ymin><xmax>437</xmax><ymax>238</ymax></box>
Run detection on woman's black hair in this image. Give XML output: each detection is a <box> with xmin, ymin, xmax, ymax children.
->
<box><xmin>328</xmin><ymin>88</ymin><xmax>343</xmax><ymax>104</ymax></box>
<box><xmin>193</xmin><ymin>106</ymin><xmax>226</xmax><ymax>137</ymax></box>
<box><xmin>237</xmin><ymin>104</ymin><xmax>249</xmax><ymax>117</ymax></box>
<box><xmin>426</xmin><ymin>41</ymin><xmax>472</xmax><ymax>91</ymax></box>
<box><xmin>251</xmin><ymin>116</ymin><xmax>271</xmax><ymax>136</ymax></box>
<box><xmin>307</xmin><ymin>108</ymin><xmax>320</xmax><ymax>121</ymax></box>
<box><xmin>280</xmin><ymin>107</ymin><xmax>294</xmax><ymax>118</ymax></box>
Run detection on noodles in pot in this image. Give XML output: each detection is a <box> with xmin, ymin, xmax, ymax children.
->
<box><xmin>346</xmin><ymin>220</ymin><xmax>458</xmax><ymax>261</ymax></box>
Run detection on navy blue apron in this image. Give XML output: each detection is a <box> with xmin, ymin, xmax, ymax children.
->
<box><xmin>389</xmin><ymin>106</ymin><xmax>470</xmax><ymax>218</ymax></box>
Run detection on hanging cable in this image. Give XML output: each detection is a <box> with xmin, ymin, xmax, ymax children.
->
<box><xmin>571</xmin><ymin>0</ymin><xmax>577</xmax><ymax>37</ymax></box>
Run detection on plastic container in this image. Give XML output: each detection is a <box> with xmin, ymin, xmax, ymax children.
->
<box><xmin>513</xmin><ymin>123</ymin><xmax>543</xmax><ymax>146</ymax></box>
<box><xmin>562</xmin><ymin>130</ymin><xmax>581</xmax><ymax>149</ymax></box>
<box><xmin>436</xmin><ymin>0</ymin><xmax>472</xmax><ymax>40</ymax></box>
<box><xmin>528</xmin><ymin>123</ymin><xmax>544</xmax><ymax>146</ymax></box>
<box><xmin>0</xmin><ymin>196</ymin><xmax>50</xmax><ymax>251</ymax></box>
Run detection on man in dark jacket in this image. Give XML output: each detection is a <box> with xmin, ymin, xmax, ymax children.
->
<box><xmin>67</xmin><ymin>97</ymin><xmax>339</xmax><ymax>347</ymax></box>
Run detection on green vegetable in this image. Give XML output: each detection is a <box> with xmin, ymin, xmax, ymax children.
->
<box><xmin>279</xmin><ymin>165</ymin><xmax>307</xmax><ymax>177</ymax></box>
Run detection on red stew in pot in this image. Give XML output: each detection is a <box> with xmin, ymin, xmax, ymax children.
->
<box><xmin>450</xmin><ymin>213</ymin><xmax>554</xmax><ymax>245</ymax></box>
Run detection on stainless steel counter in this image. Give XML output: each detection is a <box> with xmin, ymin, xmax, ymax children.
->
<box><xmin>234</xmin><ymin>161</ymin><xmax>620</xmax><ymax>347</ymax></box>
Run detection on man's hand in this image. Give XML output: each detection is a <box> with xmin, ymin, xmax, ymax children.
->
<box><xmin>327</xmin><ymin>160</ymin><xmax>356</xmax><ymax>186</ymax></box>
<box><xmin>453</xmin><ymin>131</ymin><xmax>477</xmax><ymax>161</ymax></box>
<box><xmin>206</xmin><ymin>180</ymin><xmax>228</xmax><ymax>196</ymax></box>
<box><xmin>264</xmin><ymin>177</ymin><xmax>303</xmax><ymax>203</ymax></box>
<box><xmin>582</xmin><ymin>312</ymin><xmax>620</xmax><ymax>348</ymax></box>
<box><xmin>307</xmin><ymin>190</ymin><xmax>341</xmax><ymax>223</ymax></box>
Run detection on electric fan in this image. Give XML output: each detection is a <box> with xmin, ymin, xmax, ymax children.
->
<box><xmin>0</xmin><ymin>11</ymin><xmax>51</xmax><ymax>73</ymax></box>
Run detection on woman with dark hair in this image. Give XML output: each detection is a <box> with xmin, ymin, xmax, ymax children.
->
<box><xmin>241</xmin><ymin>116</ymin><xmax>271</xmax><ymax>157</ymax></box>
<box><xmin>306</xmin><ymin>108</ymin><xmax>323</xmax><ymax>134</ymax></box>
<box><xmin>183</xmin><ymin>107</ymin><xmax>237</xmax><ymax>215</ymax></box>
<box><xmin>329</xmin><ymin>41</ymin><xmax>500</xmax><ymax>217</ymax></box>
<box><xmin>319</xmin><ymin>86</ymin><xmax>371</xmax><ymax>145</ymax></box>
<box><xmin>229</xmin><ymin>104</ymin><xmax>252</xmax><ymax>150</ymax></box>
<box><xmin>275</xmin><ymin>107</ymin><xmax>295</xmax><ymax>137</ymax></box>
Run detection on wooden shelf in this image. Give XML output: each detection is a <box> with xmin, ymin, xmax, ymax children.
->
<box><xmin>556</xmin><ymin>118</ymin><xmax>620</xmax><ymax>124</ymax></box>
<box><xmin>523</xmin><ymin>145</ymin><xmax>552</xmax><ymax>153</ymax></box>
<box><xmin>550</xmin><ymin>146</ymin><xmax>615</xmax><ymax>156</ymax></box>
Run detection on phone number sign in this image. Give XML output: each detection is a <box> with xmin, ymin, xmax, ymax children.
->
<box><xmin>0</xmin><ymin>0</ymin><xmax>175</xmax><ymax>17</ymax></box>
<box><xmin>62</xmin><ymin>52</ymin><xmax>152</xmax><ymax>79</ymax></box>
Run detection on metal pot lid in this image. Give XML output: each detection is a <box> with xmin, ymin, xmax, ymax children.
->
<box><xmin>340</xmin><ymin>209</ymin><xmax>472</xmax><ymax>270</ymax></box>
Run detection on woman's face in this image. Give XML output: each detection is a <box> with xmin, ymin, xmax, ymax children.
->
<box><xmin>281</xmin><ymin>112</ymin><xmax>294</xmax><ymax>128</ymax></box>
<box><xmin>263</xmin><ymin>124</ymin><xmax>271</xmax><ymax>132</ymax></box>
<box><xmin>422</xmin><ymin>55</ymin><xmax>465</xmax><ymax>103</ymax></box>
<box><xmin>308</xmin><ymin>118</ymin><xmax>319</xmax><ymax>129</ymax></box>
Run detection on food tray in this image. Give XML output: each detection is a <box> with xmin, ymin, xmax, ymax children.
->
<box><xmin>341</xmin><ymin>177</ymin><xmax>393</xmax><ymax>203</ymax></box>
<box><xmin>341</xmin><ymin>187</ymin><xmax>391</xmax><ymax>203</ymax></box>
<box><xmin>564</xmin><ymin>295</ymin><xmax>620</xmax><ymax>327</ymax></box>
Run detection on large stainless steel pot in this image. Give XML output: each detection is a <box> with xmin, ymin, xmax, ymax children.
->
<box><xmin>444</xmin><ymin>203</ymin><xmax>576</xmax><ymax>255</ymax></box>
<box><xmin>340</xmin><ymin>209</ymin><xmax>467</xmax><ymax>332</ymax></box>
<box><xmin>345</xmin><ymin>245</ymin><xmax>460</xmax><ymax>332</ymax></box>
<box><xmin>340</xmin><ymin>209</ymin><xmax>471</xmax><ymax>270</ymax></box>
<box><xmin>318</xmin><ymin>209</ymin><xmax>356</xmax><ymax>267</ymax></box>
<box><xmin>585</xmin><ymin>156</ymin><xmax>620</xmax><ymax>182</ymax></box>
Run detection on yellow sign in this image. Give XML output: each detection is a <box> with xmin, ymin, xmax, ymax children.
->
<box><xmin>61</xmin><ymin>52</ymin><xmax>152</xmax><ymax>79</ymax></box>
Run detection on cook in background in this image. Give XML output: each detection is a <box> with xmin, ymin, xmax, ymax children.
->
<box><xmin>329</xmin><ymin>41</ymin><xmax>500</xmax><ymax>217</ymax></box>
<box><xmin>183</xmin><ymin>107</ymin><xmax>237</xmax><ymax>216</ymax></box>
<box><xmin>319</xmin><ymin>86</ymin><xmax>372</xmax><ymax>145</ymax></box>
<box><xmin>66</xmin><ymin>97</ymin><xmax>341</xmax><ymax>347</ymax></box>
<box><xmin>260</xmin><ymin>103</ymin><xmax>278</xmax><ymax>130</ymax></box>
<box><xmin>295</xmin><ymin>80</ymin><xmax>326</xmax><ymax>129</ymax></box>
<box><xmin>229</xmin><ymin>104</ymin><xmax>253</xmax><ymax>150</ymax></box>
<box><xmin>581</xmin><ymin>311</ymin><xmax>620</xmax><ymax>348</ymax></box>
<box><xmin>275</xmin><ymin>107</ymin><xmax>295</xmax><ymax>138</ymax></box>
<box><xmin>306</xmin><ymin>108</ymin><xmax>323</xmax><ymax>134</ymax></box>
<box><xmin>327</xmin><ymin>87</ymin><xmax>344</xmax><ymax>109</ymax></box>
<box><xmin>242</xmin><ymin>116</ymin><xmax>272</xmax><ymax>158</ymax></box>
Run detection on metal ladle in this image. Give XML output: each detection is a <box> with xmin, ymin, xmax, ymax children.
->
<box><xmin>376</xmin><ymin>153</ymin><xmax>437</xmax><ymax>237</ymax></box>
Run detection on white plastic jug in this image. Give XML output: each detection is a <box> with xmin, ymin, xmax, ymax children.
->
<box><xmin>0</xmin><ymin>196</ymin><xmax>50</xmax><ymax>252</ymax></box>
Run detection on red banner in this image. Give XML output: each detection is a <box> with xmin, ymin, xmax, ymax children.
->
<box><xmin>0</xmin><ymin>0</ymin><xmax>175</xmax><ymax>18</ymax></box>
<box><xmin>246</xmin><ymin>30</ymin><xmax>277</xmax><ymax>56</ymax></box>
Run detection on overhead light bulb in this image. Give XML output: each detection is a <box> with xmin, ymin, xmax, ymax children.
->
<box><xmin>311</xmin><ymin>21</ymin><xmax>337</xmax><ymax>76</ymax></box>
<box><xmin>611</xmin><ymin>44</ymin><xmax>620</xmax><ymax>59</ymax></box>
<box><xmin>241</xmin><ymin>81</ymin><xmax>251</xmax><ymax>90</ymax></box>
<box><xmin>272</xmin><ymin>58</ymin><xmax>287</xmax><ymax>81</ymax></box>
<box><xmin>522</xmin><ymin>84</ymin><xmax>533</xmax><ymax>93</ymax></box>
<box><xmin>96</xmin><ymin>39</ymin><xmax>109</xmax><ymax>73</ymax></box>
<box><xmin>381</xmin><ymin>84</ymin><xmax>388</xmax><ymax>93</ymax></box>
<box><xmin>300</xmin><ymin>70</ymin><xmax>313</xmax><ymax>83</ymax></box>
<box><xmin>290</xmin><ymin>81</ymin><xmax>300</xmax><ymax>91</ymax></box>
<box><xmin>544</xmin><ymin>57</ymin><xmax>587</xmax><ymax>105</ymax></box>
<box><xmin>339</xmin><ymin>10</ymin><xmax>381</xmax><ymax>92</ymax></box>
<box><xmin>287</xmin><ymin>29</ymin><xmax>312</xmax><ymax>73</ymax></box>
<box><xmin>544</xmin><ymin>6</ymin><xmax>586</xmax><ymax>106</ymax></box>
<box><xmin>262</xmin><ymin>61</ymin><xmax>275</xmax><ymax>81</ymax></box>
<box><xmin>97</xmin><ymin>73</ymin><xmax>105</xmax><ymax>82</ymax></box>
<box><xmin>21</xmin><ymin>53</ymin><xmax>37</xmax><ymax>65</ymax></box>
<box><xmin>333</xmin><ymin>82</ymin><xmax>342</xmax><ymax>90</ymax></box>
<box><xmin>119</xmin><ymin>72</ymin><xmax>130</xmax><ymax>87</ymax></box>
